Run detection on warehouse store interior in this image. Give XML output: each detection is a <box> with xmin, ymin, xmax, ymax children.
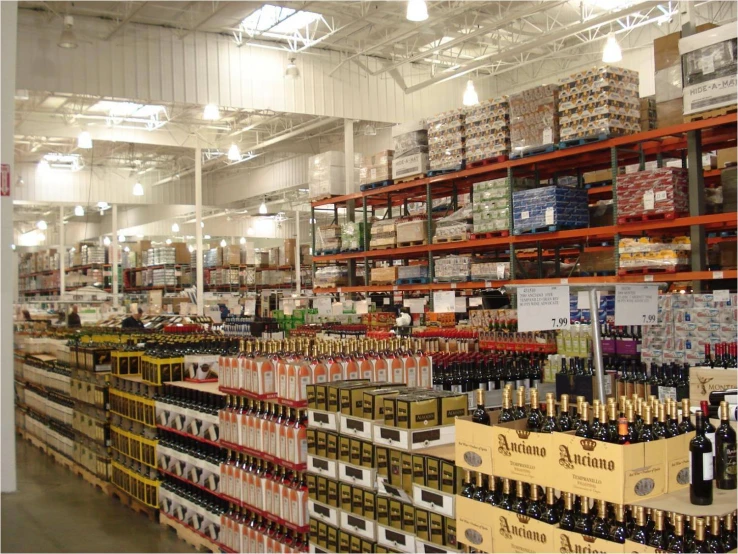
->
<box><xmin>2</xmin><ymin>0</ymin><xmax>738</xmax><ymax>553</ymax></box>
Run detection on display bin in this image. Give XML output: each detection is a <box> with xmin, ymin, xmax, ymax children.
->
<box><xmin>512</xmin><ymin>185</ymin><xmax>588</xmax><ymax>234</ymax></box>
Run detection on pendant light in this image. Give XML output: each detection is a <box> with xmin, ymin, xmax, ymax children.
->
<box><xmin>132</xmin><ymin>181</ymin><xmax>144</xmax><ymax>196</ymax></box>
<box><xmin>74</xmin><ymin>205</ymin><xmax>84</xmax><ymax>217</ymax></box>
<box><xmin>58</xmin><ymin>15</ymin><xmax>78</xmax><ymax>49</ymax></box>
<box><xmin>118</xmin><ymin>234</ymin><xmax>126</xmax><ymax>243</ymax></box>
<box><xmin>220</xmin><ymin>239</ymin><xmax>227</xmax><ymax>247</ymax></box>
<box><xmin>285</xmin><ymin>57</ymin><xmax>300</xmax><ymax>78</ymax></box>
<box><xmin>165</xmin><ymin>238</ymin><xmax>172</xmax><ymax>245</ymax></box>
<box><xmin>103</xmin><ymin>236</ymin><xmax>111</xmax><ymax>246</ymax></box>
<box><xmin>77</xmin><ymin>131</ymin><xmax>92</xmax><ymax>149</ymax></box>
<box><xmin>259</xmin><ymin>197</ymin><xmax>268</xmax><ymax>214</ymax></box>
<box><xmin>462</xmin><ymin>79</ymin><xmax>479</xmax><ymax>106</ymax></box>
<box><xmin>203</xmin><ymin>104</ymin><xmax>220</xmax><ymax>121</ymax></box>
<box><xmin>36</xmin><ymin>220</ymin><xmax>48</xmax><ymax>231</ymax></box>
<box><xmin>406</xmin><ymin>0</ymin><xmax>428</xmax><ymax>22</ymax></box>
<box><xmin>227</xmin><ymin>143</ymin><xmax>241</xmax><ymax>161</ymax></box>
<box><xmin>171</xmin><ymin>222</ymin><xmax>180</xmax><ymax>233</ymax></box>
<box><xmin>239</xmin><ymin>237</ymin><xmax>246</xmax><ymax>245</ymax></box>
<box><xmin>602</xmin><ymin>33</ymin><xmax>622</xmax><ymax>63</ymax></box>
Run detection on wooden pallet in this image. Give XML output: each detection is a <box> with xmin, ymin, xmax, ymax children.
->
<box><xmin>160</xmin><ymin>512</ymin><xmax>221</xmax><ymax>553</ymax></box>
<box><xmin>433</xmin><ymin>234</ymin><xmax>469</xmax><ymax>244</ymax></box>
<box><xmin>467</xmin><ymin>154</ymin><xmax>508</xmax><ymax>167</ymax></box>
<box><xmin>510</xmin><ymin>144</ymin><xmax>556</xmax><ymax>159</ymax></box>
<box><xmin>370</xmin><ymin>243</ymin><xmax>397</xmax><ymax>250</ymax></box>
<box><xmin>617</xmin><ymin>211</ymin><xmax>685</xmax><ymax>225</ymax></box>
<box><xmin>559</xmin><ymin>133</ymin><xmax>610</xmax><ymax>149</ymax></box>
<box><xmin>110</xmin><ymin>485</ymin><xmax>159</xmax><ymax>522</ymax></box>
<box><xmin>471</xmin><ymin>230</ymin><xmax>510</xmax><ymax>239</ymax></box>
<box><xmin>617</xmin><ymin>266</ymin><xmax>681</xmax><ymax>276</ymax></box>
<box><xmin>397</xmin><ymin>240</ymin><xmax>427</xmax><ymax>248</ymax></box>
<box><xmin>394</xmin><ymin>173</ymin><xmax>426</xmax><ymax>184</ymax></box>
<box><xmin>685</xmin><ymin>105</ymin><xmax>737</xmax><ymax>123</ymax></box>
<box><xmin>370</xmin><ymin>281</ymin><xmax>396</xmax><ymax>287</ymax></box>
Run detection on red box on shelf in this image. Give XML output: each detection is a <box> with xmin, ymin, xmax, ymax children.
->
<box><xmin>616</xmin><ymin>168</ymin><xmax>688</xmax><ymax>223</ymax></box>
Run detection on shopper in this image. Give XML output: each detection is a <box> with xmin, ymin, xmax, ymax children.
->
<box><xmin>121</xmin><ymin>308</ymin><xmax>145</xmax><ymax>329</ymax></box>
<box><xmin>67</xmin><ymin>305</ymin><xmax>82</xmax><ymax>328</ymax></box>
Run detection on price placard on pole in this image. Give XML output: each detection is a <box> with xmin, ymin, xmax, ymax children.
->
<box><xmin>615</xmin><ymin>285</ymin><xmax>659</xmax><ymax>325</ymax></box>
<box><xmin>517</xmin><ymin>285</ymin><xmax>570</xmax><ymax>332</ymax></box>
<box><xmin>433</xmin><ymin>291</ymin><xmax>456</xmax><ymax>314</ymax></box>
<box><xmin>314</xmin><ymin>296</ymin><xmax>332</xmax><ymax>316</ymax></box>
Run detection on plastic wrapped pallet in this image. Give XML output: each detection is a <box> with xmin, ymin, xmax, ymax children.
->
<box><xmin>427</xmin><ymin>110</ymin><xmax>465</xmax><ymax>171</ymax></box>
<box><xmin>308</xmin><ymin>151</ymin><xmax>345</xmax><ymax>200</ymax></box>
<box><xmin>395</xmin><ymin>216</ymin><xmax>429</xmax><ymax>245</ymax></box>
<box><xmin>370</xmin><ymin>218</ymin><xmax>397</xmax><ymax>249</ymax></box>
<box><xmin>471</xmin><ymin>261</ymin><xmax>510</xmax><ymax>281</ymax></box>
<box><xmin>316</xmin><ymin>225</ymin><xmax>341</xmax><ymax>254</ymax></box>
<box><xmin>314</xmin><ymin>265</ymin><xmax>348</xmax><ymax>288</ymax></box>
<box><xmin>434</xmin><ymin>255</ymin><xmax>471</xmax><ymax>282</ymax></box>
<box><xmin>340</xmin><ymin>221</ymin><xmax>365</xmax><ymax>252</ymax></box>
<box><xmin>392</xmin><ymin>121</ymin><xmax>429</xmax><ymax>180</ymax></box>
<box><xmin>615</xmin><ymin>168</ymin><xmax>688</xmax><ymax>223</ymax></box>
<box><xmin>512</xmin><ymin>186</ymin><xmax>589</xmax><ymax>234</ymax></box>
<box><xmin>472</xmin><ymin>177</ymin><xmax>536</xmax><ymax>235</ymax></box>
<box><xmin>509</xmin><ymin>84</ymin><xmax>559</xmax><ymax>156</ymax></box>
<box><xmin>464</xmin><ymin>96</ymin><xmax>510</xmax><ymax>163</ymax></box>
<box><xmin>558</xmin><ymin>66</ymin><xmax>641</xmax><ymax>142</ymax></box>
<box><xmin>359</xmin><ymin>150</ymin><xmax>394</xmax><ymax>186</ymax></box>
<box><xmin>618</xmin><ymin>237</ymin><xmax>691</xmax><ymax>272</ymax></box>
<box><xmin>397</xmin><ymin>264</ymin><xmax>428</xmax><ymax>281</ymax></box>
<box><xmin>433</xmin><ymin>205</ymin><xmax>472</xmax><ymax>242</ymax></box>
<box><xmin>370</xmin><ymin>266</ymin><xmax>398</xmax><ymax>284</ymax></box>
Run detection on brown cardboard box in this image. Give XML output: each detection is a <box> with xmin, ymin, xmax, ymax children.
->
<box><xmin>719</xmin><ymin>242</ymin><xmax>737</xmax><ymax>269</ymax></box>
<box><xmin>552</xmin><ymin>430</ymin><xmax>667</xmax><ymax>505</ymax></box>
<box><xmin>283</xmin><ymin>239</ymin><xmax>296</xmax><ymax>266</ymax></box>
<box><xmin>327</xmin><ymin>478</ymin><xmax>339</xmax><ymax>507</ymax></box>
<box><xmin>656</xmin><ymin>98</ymin><xmax>684</xmax><ymax>129</ymax></box>
<box><xmin>492</xmin><ymin>416</ymin><xmax>554</xmax><ymax>483</ymax></box>
<box><xmin>690</xmin><ymin>367</ymin><xmax>738</xmax><ymax>402</ymax></box>
<box><xmin>401</xmin><ymin>452</ymin><xmax>413</xmax><ymax>493</ymax></box>
<box><xmin>555</xmin><ymin>528</ymin><xmax>625</xmax><ymax>554</ymax></box>
<box><xmin>455</xmin><ymin>414</ymin><xmax>496</xmax><ymax>475</ymax></box>
<box><xmin>456</xmin><ymin>497</ymin><xmax>495</xmax><ymax>552</ymax></box>
<box><xmin>340</xmin><ymin>482</ymin><xmax>352</xmax><ymax>512</ymax></box>
<box><xmin>171</xmin><ymin>242</ymin><xmax>190</xmax><ymax>264</ymax></box>
<box><xmin>352</xmin><ymin>486</ymin><xmax>364</xmax><ymax>516</ymax></box>
<box><xmin>654</xmin><ymin>24</ymin><xmax>716</xmax><ymax>71</ymax></box>
<box><xmin>222</xmin><ymin>245</ymin><xmax>241</xmax><ymax>266</ymax></box>
<box><xmin>666</xmin><ymin>431</ymin><xmax>694</xmax><ymax>493</ymax></box>
<box><xmin>584</xmin><ymin>169</ymin><xmax>612</xmax><ymax>184</ymax></box>
<box><xmin>717</xmin><ymin>147</ymin><xmax>737</xmax><ymax>169</ymax></box>
<box><xmin>338</xmin><ymin>529</ymin><xmax>350</xmax><ymax>553</ymax></box>
<box><xmin>376</xmin><ymin>496</ymin><xmax>390</xmax><ymax>526</ymax></box>
<box><xmin>415</xmin><ymin>508</ymin><xmax>430</xmax><ymax>541</ymax></box>
<box><xmin>490</xmin><ymin>507</ymin><xmax>556</xmax><ymax>553</ymax></box>
<box><xmin>429</xmin><ymin>512</ymin><xmax>444</xmax><ymax>546</ymax></box>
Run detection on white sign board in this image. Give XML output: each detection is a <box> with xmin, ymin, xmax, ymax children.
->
<box><xmin>433</xmin><ymin>291</ymin><xmax>456</xmax><ymax>314</ymax></box>
<box><xmin>314</xmin><ymin>297</ymin><xmax>332</xmax><ymax>316</ymax></box>
<box><xmin>714</xmin><ymin>289</ymin><xmax>730</xmax><ymax>302</ymax></box>
<box><xmin>355</xmin><ymin>300</ymin><xmax>368</xmax><ymax>314</ymax></box>
<box><xmin>283</xmin><ymin>298</ymin><xmax>295</xmax><ymax>316</ymax></box>
<box><xmin>403</xmin><ymin>298</ymin><xmax>426</xmax><ymax>314</ymax></box>
<box><xmin>469</xmin><ymin>298</ymin><xmax>483</xmax><ymax>307</ymax></box>
<box><xmin>615</xmin><ymin>285</ymin><xmax>659</xmax><ymax>325</ymax></box>
<box><xmin>517</xmin><ymin>285</ymin><xmax>570</xmax><ymax>332</ymax></box>
<box><xmin>331</xmin><ymin>302</ymin><xmax>344</xmax><ymax>316</ymax></box>
<box><xmin>455</xmin><ymin>297</ymin><xmax>467</xmax><ymax>313</ymax></box>
<box><xmin>243</xmin><ymin>297</ymin><xmax>256</xmax><ymax>316</ymax></box>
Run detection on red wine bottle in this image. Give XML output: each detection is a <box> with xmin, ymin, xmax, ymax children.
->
<box><xmin>689</xmin><ymin>411</ymin><xmax>714</xmax><ymax>506</ymax></box>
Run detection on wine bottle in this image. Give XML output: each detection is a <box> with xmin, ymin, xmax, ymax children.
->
<box><xmin>591</xmin><ymin>500</ymin><xmax>610</xmax><ymax>540</ymax></box>
<box><xmin>471</xmin><ymin>389</ymin><xmax>490</xmax><ymax>425</ymax></box>
<box><xmin>575</xmin><ymin>402</ymin><xmax>593</xmax><ymax>439</ymax></box>
<box><xmin>460</xmin><ymin>471</ymin><xmax>475</xmax><ymax>498</ymax></box>
<box><xmin>559</xmin><ymin>492</ymin><xmax>575</xmax><ymax>531</ymax></box>
<box><xmin>715</xmin><ymin>401</ymin><xmax>737</xmax><ymax>490</ymax></box>
<box><xmin>510</xmin><ymin>480</ymin><xmax>527</xmax><ymax>515</ymax></box>
<box><xmin>557</xmin><ymin>394</ymin><xmax>573</xmax><ymax>431</ymax></box>
<box><xmin>679</xmin><ymin>398</ymin><xmax>696</xmax><ymax>434</ymax></box>
<box><xmin>647</xmin><ymin>509</ymin><xmax>667</xmax><ymax>550</ymax></box>
<box><xmin>590</xmin><ymin>399</ymin><xmax>602</xmax><ymax>435</ymax></box>
<box><xmin>630</xmin><ymin>506</ymin><xmax>648</xmax><ymax>544</ymax></box>
<box><xmin>572</xmin><ymin>396</ymin><xmax>585</xmax><ymax>432</ymax></box>
<box><xmin>540</xmin><ymin>487</ymin><xmax>559</xmax><ymax>524</ymax></box>
<box><xmin>484</xmin><ymin>476</ymin><xmax>499</xmax><ymax>507</ymax></box>
<box><xmin>617</xmin><ymin>413</ymin><xmax>630</xmax><ymax>445</ymax></box>
<box><xmin>540</xmin><ymin>394</ymin><xmax>557</xmax><ymax>434</ymax></box>
<box><xmin>574</xmin><ymin>496</ymin><xmax>593</xmax><ymax>535</ymax></box>
<box><xmin>626</xmin><ymin>403</ymin><xmax>638</xmax><ymax>444</ymax></box>
<box><xmin>654</xmin><ymin>402</ymin><xmax>668</xmax><ymax>439</ymax></box>
<box><xmin>498</xmin><ymin>479</ymin><xmax>512</xmax><ymax>511</ymax></box>
<box><xmin>722</xmin><ymin>513</ymin><xmax>737</xmax><ymax>551</ymax></box>
<box><xmin>706</xmin><ymin>516</ymin><xmax>725</xmax><ymax>553</ymax></box>
<box><xmin>594</xmin><ymin>404</ymin><xmax>609</xmax><ymax>442</ymax></box>
<box><xmin>472</xmin><ymin>472</ymin><xmax>488</xmax><ymax>503</ymax></box>
<box><xmin>513</xmin><ymin>387</ymin><xmax>527</xmax><ymax>420</ymax></box>
<box><xmin>526</xmin><ymin>389</ymin><xmax>543</xmax><ymax>431</ymax></box>
<box><xmin>606</xmin><ymin>402</ymin><xmax>619</xmax><ymax>443</ymax></box>
<box><xmin>609</xmin><ymin>504</ymin><xmax>627</xmax><ymax>544</ymax></box>
<box><xmin>692</xmin><ymin>518</ymin><xmax>709</xmax><ymax>553</ymax></box>
<box><xmin>668</xmin><ymin>514</ymin><xmax>686</xmax><ymax>553</ymax></box>
<box><xmin>708</xmin><ymin>389</ymin><xmax>738</xmax><ymax>406</ymax></box>
<box><xmin>526</xmin><ymin>484</ymin><xmax>542</xmax><ymax>521</ymax></box>
<box><xmin>638</xmin><ymin>404</ymin><xmax>656</xmax><ymax>442</ymax></box>
<box><xmin>690</xmin><ymin>410</ymin><xmax>714</xmax><ymax>506</ymax></box>
<box><xmin>702</xmin><ymin>400</ymin><xmax>717</xmax><ymax>461</ymax></box>
<box><xmin>499</xmin><ymin>391</ymin><xmax>515</xmax><ymax>423</ymax></box>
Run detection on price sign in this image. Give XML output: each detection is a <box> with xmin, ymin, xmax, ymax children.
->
<box><xmin>243</xmin><ymin>297</ymin><xmax>256</xmax><ymax>316</ymax></box>
<box><xmin>714</xmin><ymin>289</ymin><xmax>730</xmax><ymax>302</ymax></box>
<box><xmin>355</xmin><ymin>300</ymin><xmax>368</xmax><ymax>314</ymax></box>
<box><xmin>331</xmin><ymin>302</ymin><xmax>344</xmax><ymax>316</ymax></box>
<box><xmin>403</xmin><ymin>298</ymin><xmax>426</xmax><ymax>314</ymax></box>
<box><xmin>643</xmin><ymin>190</ymin><xmax>654</xmax><ymax>210</ymax></box>
<box><xmin>517</xmin><ymin>285</ymin><xmax>570</xmax><ymax>332</ymax></box>
<box><xmin>283</xmin><ymin>298</ymin><xmax>295</xmax><ymax>315</ymax></box>
<box><xmin>433</xmin><ymin>291</ymin><xmax>456</xmax><ymax>313</ymax></box>
<box><xmin>455</xmin><ymin>297</ymin><xmax>467</xmax><ymax>313</ymax></box>
<box><xmin>314</xmin><ymin>296</ymin><xmax>332</xmax><ymax>316</ymax></box>
<box><xmin>615</xmin><ymin>285</ymin><xmax>659</xmax><ymax>326</ymax></box>
<box><xmin>545</xmin><ymin>207</ymin><xmax>554</xmax><ymax>225</ymax></box>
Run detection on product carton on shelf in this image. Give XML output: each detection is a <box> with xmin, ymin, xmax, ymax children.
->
<box><xmin>509</xmin><ymin>84</ymin><xmax>559</xmax><ymax>156</ymax></box>
<box><xmin>512</xmin><ymin>185</ymin><xmax>589</xmax><ymax>234</ymax></box>
<box><xmin>615</xmin><ymin>168</ymin><xmax>689</xmax><ymax>222</ymax></box>
<box><xmin>490</xmin><ymin>507</ymin><xmax>555</xmax><ymax>553</ymax></box>
<box><xmin>371</xmin><ymin>266</ymin><xmax>398</xmax><ymax>285</ymax></box>
<box><xmin>309</xmin><ymin>151</ymin><xmax>346</xmax><ymax>200</ymax></box>
<box><xmin>395</xmin><ymin>218</ymin><xmax>428</xmax><ymax>245</ymax></box>
<box><xmin>463</xmin><ymin>96</ymin><xmax>510</xmax><ymax>163</ymax></box>
<box><xmin>455</xmin><ymin>496</ymin><xmax>495</xmax><ymax>553</ymax></box>
<box><xmin>554</xmin><ymin>528</ymin><xmax>625</xmax><ymax>554</ymax></box>
<box><xmin>392</xmin><ymin>121</ymin><xmax>429</xmax><ymax>180</ymax></box>
<box><xmin>360</xmin><ymin>150</ymin><xmax>394</xmax><ymax>186</ymax></box>
<box><xmin>689</xmin><ymin>366</ymin><xmax>738</xmax><ymax>403</ymax></box>
<box><xmin>427</xmin><ymin>110</ymin><xmax>465</xmax><ymax>171</ymax></box>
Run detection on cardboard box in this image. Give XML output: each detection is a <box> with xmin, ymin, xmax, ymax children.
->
<box><xmin>455</xmin><ymin>497</ymin><xmax>495</xmax><ymax>553</ymax></box>
<box><xmin>555</xmin><ymin>528</ymin><xmax>625</xmax><ymax>554</ymax></box>
<box><xmin>490</xmin><ymin>507</ymin><xmax>555</xmax><ymax>553</ymax></box>
<box><xmin>690</xmin><ymin>367</ymin><xmax>738</xmax><ymax>402</ymax></box>
<box><xmin>717</xmin><ymin>147</ymin><xmax>737</xmax><ymax>169</ymax></box>
<box><xmin>392</xmin><ymin>153</ymin><xmax>429</xmax><ymax>180</ymax></box>
<box><xmin>656</xmin><ymin>98</ymin><xmax>684</xmax><ymax>128</ymax></box>
<box><xmin>339</xmin><ymin>482</ymin><xmax>352</xmax><ymax>512</ymax></box>
<box><xmin>454</xmin><ymin>415</ymin><xmax>496</xmax><ymax>474</ymax></box>
<box><xmin>666</xmin><ymin>431</ymin><xmax>694</xmax><ymax>492</ymax></box>
<box><xmin>552</xmin><ymin>431</ymin><xmax>667</xmax><ymax>505</ymax></box>
<box><xmin>429</xmin><ymin>511</ymin><xmax>444</xmax><ymax>546</ymax></box>
<box><xmin>415</xmin><ymin>508</ymin><xmax>430</xmax><ymax>541</ymax></box>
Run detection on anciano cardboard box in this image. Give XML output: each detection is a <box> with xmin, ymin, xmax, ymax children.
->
<box><xmin>666</xmin><ymin>431</ymin><xmax>694</xmax><ymax>493</ymax></box>
<box><xmin>454</xmin><ymin>415</ymin><xmax>495</xmax><ymax>475</ymax></box>
<box><xmin>551</xmin><ymin>431</ymin><xmax>667</xmax><ymax>505</ymax></box>
<box><xmin>555</xmin><ymin>528</ymin><xmax>625</xmax><ymax>554</ymax></box>
<box><xmin>455</xmin><ymin>496</ymin><xmax>495</xmax><ymax>553</ymax></box>
<box><xmin>490</xmin><ymin>417</ymin><xmax>554</xmax><ymax>485</ymax></box>
<box><xmin>490</xmin><ymin>507</ymin><xmax>555</xmax><ymax>553</ymax></box>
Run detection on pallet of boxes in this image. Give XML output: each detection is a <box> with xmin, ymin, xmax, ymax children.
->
<box><xmin>306</xmin><ymin>376</ymin><xmax>470</xmax><ymax>554</ymax></box>
<box><xmin>392</xmin><ymin>122</ymin><xmax>429</xmax><ymax>183</ymax></box>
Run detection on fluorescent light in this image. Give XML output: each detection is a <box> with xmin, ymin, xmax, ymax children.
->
<box><xmin>172</xmin><ymin>222</ymin><xmax>180</xmax><ymax>233</ymax></box>
<box><xmin>165</xmin><ymin>238</ymin><xmax>172</xmax><ymax>245</ymax></box>
<box><xmin>602</xmin><ymin>33</ymin><xmax>622</xmax><ymax>63</ymax></box>
<box><xmin>220</xmin><ymin>239</ymin><xmax>227</xmax><ymax>247</ymax></box>
<box><xmin>74</xmin><ymin>205</ymin><xmax>84</xmax><ymax>217</ymax></box>
<box><xmin>247</xmin><ymin>228</ymin><xmax>254</xmax><ymax>236</ymax></box>
<box><xmin>38</xmin><ymin>233</ymin><xmax>45</xmax><ymax>242</ymax></box>
<box><xmin>58</xmin><ymin>15</ymin><xmax>78</xmax><ymax>49</ymax></box>
<box><xmin>204</xmin><ymin>234</ymin><xmax>211</xmax><ymax>239</ymax></box>
<box><xmin>118</xmin><ymin>234</ymin><xmax>126</xmax><ymax>242</ymax></box>
<box><xmin>11</xmin><ymin>244</ymin><xmax>16</xmax><ymax>250</ymax></box>
<box><xmin>36</xmin><ymin>220</ymin><xmax>47</xmax><ymax>231</ymax></box>
<box><xmin>406</xmin><ymin>0</ymin><xmax>428</xmax><ymax>22</ymax></box>
<box><xmin>227</xmin><ymin>143</ymin><xmax>241</xmax><ymax>161</ymax></box>
<box><xmin>203</xmin><ymin>104</ymin><xmax>220</xmax><ymax>121</ymax></box>
<box><xmin>77</xmin><ymin>131</ymin><xmax>92</xmax><ymax>149</ymax></box>
<box><xmin>132</xmin><ymin>181</ymin><xmax>144</xmax><ymax>196</ymax></box>
<box><xmin>259</xmin><ymin>199</ymin><xmax>268</xmax><ymax>214</ymax></box>
<box><xmin>239</xmin><ymin>237</ymin><xmax>246</xmax><ymax>245</ymax></box>
<box><xmin>103</xmin><ymin>236</ymin><xmax>111</xmax><ymax>246</ymax></box>
<box><xmin>363</xmin><ymin>124</ymin><xmax>376</xmax><ymax>136</ymax></box>
<box><xmin>463</xmin><ymin>79</ymin><xmax>479</xmax><ymax>106</ymax></box>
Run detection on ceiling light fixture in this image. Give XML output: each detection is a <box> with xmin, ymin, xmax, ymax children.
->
<box><xmin>203</xmin><ymin>104</ymin><xmax>220</xmax><ymax>121</ymax></box>
<box><xmin>36</xmin><ymin>220</ymin><xmax>48</xmax><ymax>231</ymax></box>
<box><xmin>188</xmin><ymin>245</ymin><xmax>195</xmax><ymax>253</ymax></box>
<box><xmin>602</xmin><ymin>33</ymin><xmax>622</xmax><ymax>63</ymax></box>
<box><xmin>118</xmin><ymin>234</ymin><xmax>125</xmax><ymax>243</ymax></box>
<box><xmin>227</xmin><ymin>143</ymin><xmax>241</xmax><ymax>161</ymax></box>
<box><xmin>132</xmin><ymin>181</ymin><xmax>144</xmax><ymax>196</ymax></box>
<box><xmin>165</xmin><ymin>238</ymin><xmax>172</xmax><ymax>245</ymax></box>
<box><xmin>406</xmin><ymin>0</ymin><xmax>428</xmax><ymax>22</ymax></box>
<box><xmin>124</xmin><ymin>246</ymin><xmax>130</xmax><ymax>252</ymax></box>
<box><xmin>74</xmin><ymin>205</ymin><xmax>84</xmax><ymax>217</ymax></box>
<box><xmin>77</xmin><ymin>130</ymin><xmax>93</xmax><ymax>149</ymax></box>
<box><xmin>103</xmin><ymin>236</ymin><xmax>111</xmax><ymax>246</ymax></box>
<box><xmin>239</xmin><ymin>237</ymin><xmax>246</xmax><ymax>245</ymax></box>
<box><xmin>97</xmin><ymin>201</ymin><xmax>109</xmax><ymax>210</ymax></box>
<box><xmin>259</xmin><ymin>197</ymin><xmax>268</xmax><ymax>215</ymax></box>
<box><xmin>463</xmin><ymin>79</ymin><xmax>479</xmax><ymax>106</ymax></box>
<box><xmin>58</xmin><ymin>15</ymin><xmax>78</xmax><ymax>49</ymax></box>
<box><xmin>201</xmin><ymin>221</ymin><xmax>205</xmax><ymax>228</ymax></box>
<box><xmin>37</xmin><ymin>233</ymin><xmax>45</xmax><ymax>242</ymax></box>
<box><xmin>204</xmin><ymin>234</ymin><xmax>211</xmax><ymax>239</ymax></box>
<box><xmin>363</xmin><ymin>123</ymin><xmax>377</xmax><ymax>136</ymax></box>
<box><xmin>285</xmin><ymin>57</ymin><xmax>300</xmax><ymax>78</ymax></box>
<box><xmin>220</xmin><ymin>239</ymin><xmax>227</xmax><ymax>247</ymax></box>
<box><xmin>171</xmin><ymin>222</ymin><xmax>180</xmax><ymax>233</ymax></box>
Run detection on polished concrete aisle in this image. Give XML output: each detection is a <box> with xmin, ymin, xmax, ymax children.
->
<box><xmin>2</xmin><ymin>438</ymin><xmax>194</xmax><ymax>553</ymax></box>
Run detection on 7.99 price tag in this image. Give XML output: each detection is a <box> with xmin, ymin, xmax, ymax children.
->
<box><xmin>517</xmin><ymin>285</ymin><xmax>570</xmax><ymax>332</ymax></box>
<box><xmin>615</xmin><ymin>285</ymin><xmax>659</xmax><ymax>326</ymax></box>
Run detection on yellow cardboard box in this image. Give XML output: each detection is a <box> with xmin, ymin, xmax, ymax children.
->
<box><xmin>490</xmin><ymin>506</ymin><xmax>556</xmax><ymax>553</ymax></box>
<box><xmin>555</xmin><ymin>528</ymin><xmax>625</xmax><ymax>554</ymax></box>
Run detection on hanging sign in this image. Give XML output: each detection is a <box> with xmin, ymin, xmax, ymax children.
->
<box><xmin>615</xmin><ymin>285</ymin><xmax>659</xmax><ymax>326</ymax></box>
<box><xmin>517</xmin><ymin>285</ymin><xmax>570</xmax><ymax>332</ymax></box>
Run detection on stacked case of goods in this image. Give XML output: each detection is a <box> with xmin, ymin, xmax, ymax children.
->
<box><xmin>360</xmin><ymin>151</ymin><xmax>394</xmax><ymax>188</ymax></box>
<box><xmin>463</xmin><ymin>96</ymin><xmax>510</xmax><ymax>163</ymax></box>
<box><xmin>454</xmin><ymin>383</ymin><xmax>737</xmax><ymax>554</ymax></box>
<box><xmin>308</xmin><ymin>151</ymin><xmax>360</xmax><ymax>201</ymax></box>
<box><xmin>615</xmin><ymin>168</ymin><xmax>689</xmax><ymax>224</ymax></box>
<box><xmin>512</xmin><ymin>186</ymin><xmax>589</xmax><ymax>235</ymax></box>
<box><xmin>391</xmin><ymin>123</ymin><xmax>429</xmax><ymax>181</ymax></box>
<box><xmin>509</xmin><ymin>84</ymin><xmax>559</xmax><ymax>157</ymax></box>
<box><xmin>558</xmin><ymin>66</ymin><xmax>641</xmax><ymax>144</ymax></box>
<box><xmin>341</xmin><ymin>222</ymin><xmax>366</xmax><ymax>253</ymax></box>
<box><xmin>427</xmin><ymin>111</ymin><xmax>465</xmax><ymax>172</ymax></box>
<box><xmin>433</xmin><ymin>204</ymin><xmax>473</xmax><ymax>244</ymax></box>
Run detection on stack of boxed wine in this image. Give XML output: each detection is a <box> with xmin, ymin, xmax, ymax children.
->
<box><xmin>454</xmin><ymin>385</ymin><xmax>737</xmax><ymax>553</ymax></box>
<box><xmin>306</xmin><ymin>379</ymin><xmax>469</xmax><ymax>553</ymax></box>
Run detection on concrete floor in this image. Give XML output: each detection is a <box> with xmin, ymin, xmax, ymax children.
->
<box><xmin>2</xmin><ymin>438</ymin><xmax>194</xmax><ymax>553</ymax></box>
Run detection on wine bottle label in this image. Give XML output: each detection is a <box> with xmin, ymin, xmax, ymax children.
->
<box><xmin>706</xmin><ymin>432</ymin><xmax>716</xmax><ymax>456</ymax></box>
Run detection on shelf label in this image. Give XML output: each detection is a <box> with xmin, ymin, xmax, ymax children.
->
<box><xmin>615</xmin><ymin>284</ymin><xmax>658</xmax><ymax>326</ymax></box>
<box><xmin>485</xmin><ymin>281</ymin><xmax>492</xmax><ymax>288</ymax></box>
<box><xmin>469</xmin><ymin>298</ymin><xmax>483</xmax><ymax>307</ymax></box>
<box><xmin>496</xmin><ymin>265</ymin><xmax>506</xmax><ymax>280</ymax></box>
<box><xmin>654</xmin><ymin>190</ymin><xmax>667</xmax><ymax>202</ymax></box>
<box><xmin>433</xmin><ymin>291</ymin><xmax>455</xmax><ymax>313</ymax></box>
<box><xmin>517</xmin><ymin>285</ymin><xmax>570</xmax><ymax>332</ymax></box>
<box><xmin>451</xmin><ymin>282</ymin><xmax>457</xmax><ymax>289</ymax></box>
<box><xmin>393</xmin><ymin>285</ymin><xmax>398</xmax><ymax>291</ymax></box>
<box><xmin>643</xmin><ymin>190</ymin><xmax>654</xmax><ymax>210</ymax></box>
<box><xmin>542</xmin><ymin>127</ymin><xmax>553</xmax><ymax>145</ymax></box>
<box><xmin>521</xmin><ymin>211</ymin><xmax>530</xmax><ymax>220</ymax></box>
<box><xmin>644</xmin><ymin>274</ymin><xmax>654</xmax><ymax>282</ymax></box>
<box><xmin>713</xmin><ymin>271</ymin><xmax>724</xmax><ymax>279</ymax></box>
<box><xmin>545</xmin><ymin>207</ymin><xmax>554</xmax><ymax>225</ymax></box>
<box><xmin>560</xmin><ymin>278</ymin><xmax>569</xmax><ymax>284</ymax></box>
<box><xmin>337</xmin><ymin>287</ymin><xmax>342</xmax><ymax>293</ymax></box>
<box><xmin>714</xmin><ymin>289</ymin><xmax>730</xmax><ymax>302</ymax></box>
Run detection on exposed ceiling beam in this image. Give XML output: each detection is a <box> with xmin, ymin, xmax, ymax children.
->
<box><xmin>105</xmin><ymin>1</ymin><xmax>149</xmax><ymax>40</ymax></box>
<box><xmin>179</xmin><ymin>1</ymin><xmax>234</xmax><ymax>38</ymax></box>
<box><xmin>404</xmin><ymin>0</ymin><xmax>663</xmax><ymax>94</ymax></box>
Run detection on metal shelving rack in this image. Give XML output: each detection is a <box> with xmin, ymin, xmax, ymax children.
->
<box><xmin>309</xmin><ymin>114</ymin><xmax>738</xmax><ymax>301</ymax></box>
